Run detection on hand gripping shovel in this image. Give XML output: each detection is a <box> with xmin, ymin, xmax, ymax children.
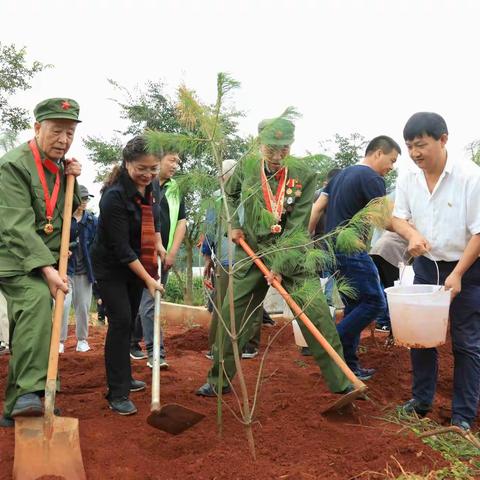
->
<box><xmin>13</xmin><ymin>175</ymin><xmax>86</xmax><ymax>479</ymax></box>
<box><xmin>146</xmin><ymin>256</ymin><xmax>205</xmax><ymax>434</ymax></box>
<box><xmin>238</xmin><ymin>238</ymin><xmax>367</xmax><ymax>413</ymax></box>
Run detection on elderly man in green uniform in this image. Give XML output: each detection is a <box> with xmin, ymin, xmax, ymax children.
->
<box><xmin>0</xmin><ymin>98</ymin><xmax>82</xmax><ymax>427</ymax></box>
<box><xmin>197</xmin><ymin>116</ymin><xmax>351</xmax><ymax>397</ymax></box>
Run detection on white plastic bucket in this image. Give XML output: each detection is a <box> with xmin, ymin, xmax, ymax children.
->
<box><xmin>385</xmin><ymin>285</ymin><xmax>451</xmax><ymax>348</ymax></box>
<box><xmin>291</xmin><ymin>306</ymin><xmax>336</xmax><ymax>348</ymax></box>
<box><xmin>292</xmin><ymin>320</ymin><xmax>308</xmax><ymax>347</ymax></box>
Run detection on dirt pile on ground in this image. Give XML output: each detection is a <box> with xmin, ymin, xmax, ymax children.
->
<box><xmin>0</xmin><ymin>323</ymin><xmax>459</xmax><ymax>479</ymax></box>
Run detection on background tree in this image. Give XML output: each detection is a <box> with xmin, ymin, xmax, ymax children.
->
<box><xmin>0</xmin><ymin>42</ymin><xmax>50</xmax><ymax>135</ymax></box>
<box><xmin>466</xmin><ymin>139</ymin><xmax>480</xmax><ymax>166</ymax></box>
<box><xmin>0</xmin><ymin>129</ymin><xmax>18</xmax><ymax>154</ymax></box>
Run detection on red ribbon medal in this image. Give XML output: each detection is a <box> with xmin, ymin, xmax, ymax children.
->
<box><xmin>261</xmin><ymin>159</ymin><xmax>288</xmax><ymax>234</ymax></box>
<box><xmin>29</xmin><ymin>139</ymin><xmax>60</xmax><ymax>235</ymax></box>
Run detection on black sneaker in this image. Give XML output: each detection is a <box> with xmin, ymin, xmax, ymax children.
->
<box><xmin>108</xmin><ymin>397</ymin><xmax>137</xmax><ymax>415</ymax></box>
<box><xmin>452</xmin><ymin>418</ymin><xmax>471</xmax><ymax>431</ymax></box>
<box><xmin>195</xmin><ymin>383</ymin><xmax>231</xmax><ymax>397</ymax></box>
<box><xmin>375</xmin><ymin>325</ymin><xmax>391</xmax><ymax>333</ymax></box>
<box><xmin>398</xmin><ymin>398</ymin><xmax>432</xmax><ymax>417</ymax></box>
<box><xmin>147</xmin><ymin>355</ymin><xmax>169</xmax><ymax>369</ymax></box>
<box><xmin>352</xmin><ymin>367</ymin><xmax>376</xmax><ymax>381</ymax></box>
<box><xmin>0</xmin><ymin>416</ymin><xmax>14</xmax><ymax>428</ymax></box>
<box><xmin>130</xmin><ymin>346</ymin><xmax>147</xmax><ymax>360</ymax></box>
<box><xmin>1</xmin><ymin>407</ymin><xmax>61</xmax><ymax>428</ymax></box>
<box><xmin>204</xmin><ymin>351</ymin><xmax>214</xmax><ymax>361</ymax></box>
<box><xmin>11</xmin><ymin>393</ymin><xmax>44</xmax><ymax>418</ymax></box>
<box><xmin>0</xmin><ymin>342</ymin><xmax>9</xmax><ymax>355</ymax></box>
<box><xmin>300</xmin><ymin>347</ymin><xmax>312</xmax><ymax>356</ymax></box>
<box><xmin>262</xmin><ymin>313</ymin><xmax>276</xmax><ymax>327</ymax></box>
<box><xmin>242</xmin><ymin>347</ymin><xmax>259</xmax><ymax>359</ymax></box>
<box><xmin>130</xmin><ymin>379</ymin><xmax>146</xmax><ymax>392</ymax></box>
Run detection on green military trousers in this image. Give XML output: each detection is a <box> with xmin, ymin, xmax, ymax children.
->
<box><xmin>207</xmin><ymin>264</ymin><xmax>351</xmax><ymax>393</ymax></box>
<box><xmin>0</xmin><ymin>272</ymin><xmax>53</xmax><ymax>417</ymax></box>
<box><xmin>208</xmin><ymin>264</ymin><xmax>263</xmax><ymax>350</ymax></box>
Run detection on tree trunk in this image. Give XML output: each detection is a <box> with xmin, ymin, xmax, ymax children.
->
<box><xmin>184</xmin><ymin>238</ymin><xmax>194</xmax><ymax>306</ymax></box>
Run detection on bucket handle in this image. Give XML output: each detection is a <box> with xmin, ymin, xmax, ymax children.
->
<box><xmin>399</xmin><ymin>249</ymin><xmax>440</xmax><ymax>287</ymax></box>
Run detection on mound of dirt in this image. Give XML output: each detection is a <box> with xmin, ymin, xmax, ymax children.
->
<box><xmin>0</xmin><ymin>322</ymin><xmax>460</xmax><ymax>479</ymax></box>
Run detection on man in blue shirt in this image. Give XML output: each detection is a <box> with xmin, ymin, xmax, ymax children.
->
<box><xmin>309</xmin><ymin>136</ymin><xmax>400</xmax><ymax>380</ymax></box>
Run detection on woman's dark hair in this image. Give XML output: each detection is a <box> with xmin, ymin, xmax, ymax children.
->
<box><xmin>403</xmin><ymin>112</ymin><xmax>448</xmax><ymax>141</ymax></box>
<box><xmin>102</xmin><ymin>135</ymin><xmax>163</xmax><ymax>191</ymax></box>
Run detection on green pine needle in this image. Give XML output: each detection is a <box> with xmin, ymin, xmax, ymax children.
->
<box><xmin>335</xmin><ymin>276</ymin><xmax>357</xmax><ymax>300</ymax></box>
<box><xmin>335</xmin><ymin>227</ymin><xmax>365</xmax><ymax>253</ymax></box>
<box><xmin>290</xmin><ymin>278</ymin><xmax>325</xmax><ymax>308</ymax></box>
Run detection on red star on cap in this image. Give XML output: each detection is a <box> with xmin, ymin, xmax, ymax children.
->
<box><xmin>61</xmin><ymin>101</ymin><xmax>71</xmax><ymax>110</ymax></box>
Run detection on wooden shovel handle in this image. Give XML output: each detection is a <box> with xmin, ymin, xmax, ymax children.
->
<box><xmin>151</xmin><ymin>256</ymin><xmax>162</xmax><ymax>411</ymax></box>
<box><xmin>45</xmin><ymin>175</ymin><xmax>76</xmax><ymax>417</ymax></box>
<box><xmin>238</xmin><ymin>238</ymin><xmax>365</xmax><ymax>389</ymax></box>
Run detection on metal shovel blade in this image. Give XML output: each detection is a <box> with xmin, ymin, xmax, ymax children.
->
<box><xmin>321</xmin><ymin>385</ymin><xmax>369</xmax><ymax>414</ymax></box>
<box><xmin>147</xmin><ymin>404</ymin><xmax>205</xmax><ymax>435</ymax></box>
<box><xmin>13</xmin><ymin>416</ymin><xmax>86</xmax><ymax>480</ymax></box>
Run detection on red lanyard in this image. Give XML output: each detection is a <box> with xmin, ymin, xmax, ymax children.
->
<box><xmin>261</xmin><ymin>159</ymin><xmax>288</xmax><ymax>233</ymax></box>
<box><xmin>29</xmin><ymin>139</ymin><xmax>60</xmax><ymax>234</ymax></box>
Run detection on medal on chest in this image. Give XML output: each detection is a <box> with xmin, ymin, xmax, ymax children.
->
<box><xmin>283</xmin><ymin>178</ymin><xmax>302</xmax><ymax>213</ymax></box>
<box><xmin>261</xmin><ymin>160</ymin><xmax>288</xmax><ymax>234</ymax></box>
<box><xmin>29</xmin><ymin>139</ymin><xmax>61</xmax><ymax>235</ymax></box>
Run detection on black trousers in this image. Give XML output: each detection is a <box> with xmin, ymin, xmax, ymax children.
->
<box><xmin>370</xmin><ymin>255</ymin><xmax>399</xmax><ymax>288</ymax></box>
<box><xmin>411</xmin><ymin>257</ymin><xmax>480</xmax><ymax>424</ymax></box>
<box><xmin>97</xmin><ymin>277</ymin><xmax>144</xmax><ymax>399</ymax></box>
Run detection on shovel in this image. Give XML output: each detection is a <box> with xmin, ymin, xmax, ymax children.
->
<box><xmin>238</xmin><ymin>238</ymin><xmax>367</xmax><ymax>413</ymax></box>
<box><xmin>146</xmin><ymin>256</ymin><xmax>205</xmax><ymax>434</ymax></box>
<box><xmin>13</xmin><ymin>175</ymin><xmax>86</xmax><ymax>480</ymax></box>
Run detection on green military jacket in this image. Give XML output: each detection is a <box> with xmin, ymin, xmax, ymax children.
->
<box><xmin>225</xmin><ymin>155</ymin><xmax>316</xmax><ymax>277</ymax></box>
<box><xmin>0</xmin><ymin>141</ymin><xmax>80</xmax><ymax>277</ymax></box>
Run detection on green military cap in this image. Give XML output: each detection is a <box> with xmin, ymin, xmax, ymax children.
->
<box><xmin>258</xmin><ymin>117</ymin><xmax>295</xmax><ymax>146</ymax></box>
<box><xmin>34</xmin><ymin>98</ymin><xmax>81</xmax><ymax>123</ymax></box>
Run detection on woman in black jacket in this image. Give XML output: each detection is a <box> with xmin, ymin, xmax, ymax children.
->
<box><xmin>91</xmin><ymin>136</ymin><xmax>163</xmax><ymax>415</ymax></box>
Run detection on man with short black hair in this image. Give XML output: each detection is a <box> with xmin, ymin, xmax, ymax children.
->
<box><xmin>309</xmin><ymin>135</ymin><xmax>401</xmax><ymax>380</ymax></box>
<box><xmin>393</xmin><ymin>112</ymin><xmax>480</xmax><ymax>431</ymax></box>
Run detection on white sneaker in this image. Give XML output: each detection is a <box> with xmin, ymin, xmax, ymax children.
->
<box><xmin>59</xmin><ymin>342</ymin><xmax>65</xmax><ymax>354</ymax></box>
<box><xmin>76</xmin><ymin>340</ymin><xmax>91</xmax><ymax>352</ymax></box>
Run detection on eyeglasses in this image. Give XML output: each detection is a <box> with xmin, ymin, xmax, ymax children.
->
<box><xmin>264</xmin><ymin>146</ymin><xmax>290</xmax><ymax>155</ymax></box>
<box><xmin>132</xmin><ymin>164</ymin><xmax>161</xmax><ymax>175</ymax></box>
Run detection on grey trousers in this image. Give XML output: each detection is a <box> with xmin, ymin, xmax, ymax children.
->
<box><xmin>61</xmin><ymin>274</ymin><xmax>92</xmax><ymax>342</ymax></box>
<box><xmin>138</xmin><ymin>270</ymin><xmax>168</xmax><ymax>357</ymax></box>
<box><xmin>0</xmin><ymin>289</ymin><xmax>8</xmax><ymax>345</ymax></box>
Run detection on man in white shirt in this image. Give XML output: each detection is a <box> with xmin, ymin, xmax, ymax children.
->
<box><xmin>393</xmin><ymin>112</ymin><xmax>480</xmax><ymax>431</ymax></box>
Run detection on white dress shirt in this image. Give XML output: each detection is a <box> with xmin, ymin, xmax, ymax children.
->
<box><xmin>393</xmin><ymin>156</ymin><xmax>480</xmax><ymax>261</ymax></box>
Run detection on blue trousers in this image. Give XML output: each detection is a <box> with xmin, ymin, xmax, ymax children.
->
<box><xmin>335</xmin><ymin>252</ymin><xmax>386</xmax><ymax>370</ymax></box>
<box><xmin>138</xmin><ymin>270</ymin><xmax>169</xmax><ymax>357</ymax></box>
<box><xmin>411</xmin><ymin>256</ymin><xmax>480</xmax><ymax>425</ymax></box>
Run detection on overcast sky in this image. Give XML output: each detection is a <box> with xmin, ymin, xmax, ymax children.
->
<box><xmin>2</xmin><ymin>0</ymin><xmax>480</xmax><ymax>209</ymax></box>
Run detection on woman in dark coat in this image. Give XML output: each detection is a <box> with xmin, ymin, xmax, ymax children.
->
<box><xmin>91</xmin><ymin>136</ymin><xmax>163</xmax><ymax>415</ymax></box>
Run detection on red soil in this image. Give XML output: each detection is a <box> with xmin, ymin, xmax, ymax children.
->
<box><xmin>0</xmin><ymin>322</ymin><xmax>461</xmax><ymax>480</ymax></box>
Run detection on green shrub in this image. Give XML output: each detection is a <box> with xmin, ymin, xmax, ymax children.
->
<box><xmin>164</xmin><ymin>273</ymin><xmax>205</xmax><ymax>306</ymax></box>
